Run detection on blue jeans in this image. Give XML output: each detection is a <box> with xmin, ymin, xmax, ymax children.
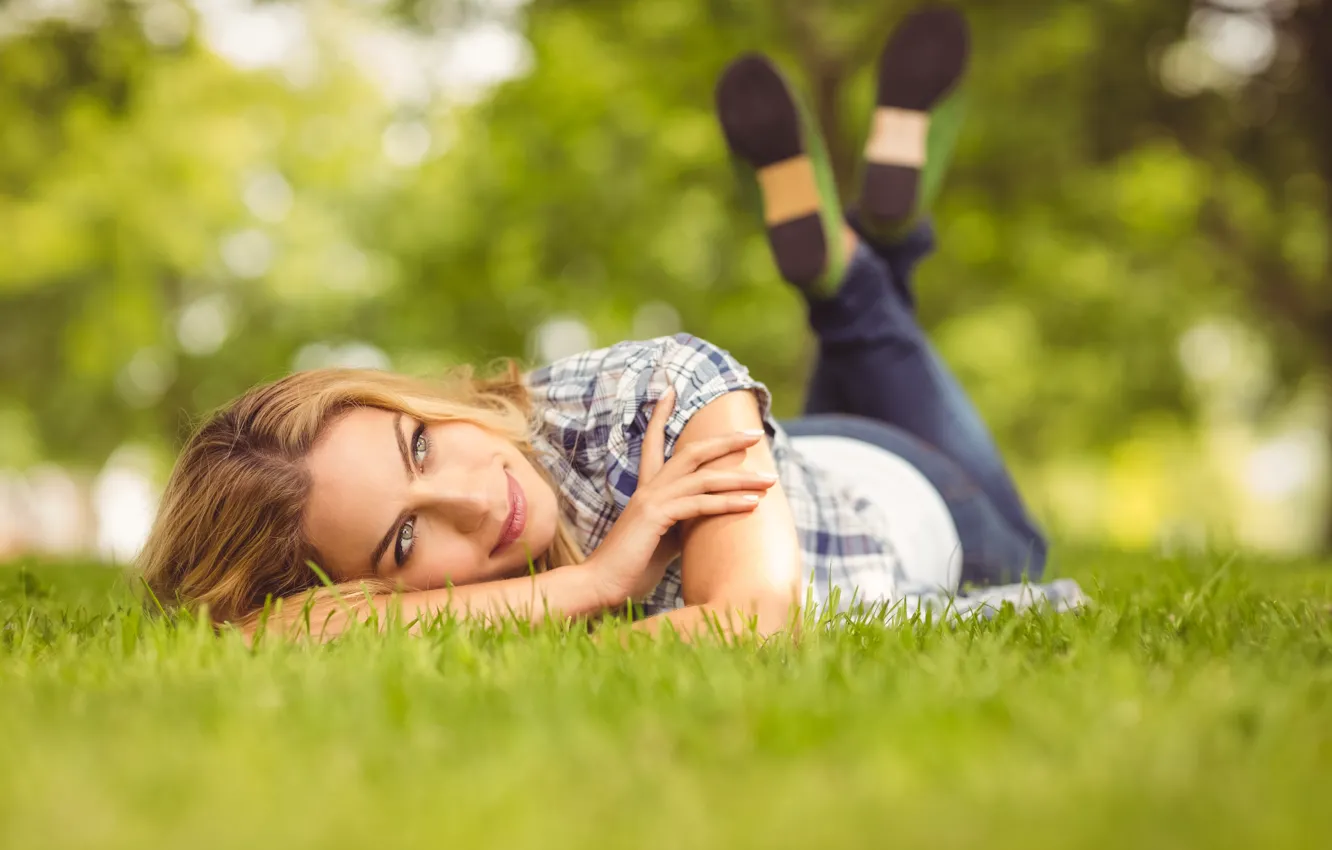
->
<box><xmin>782</xmin><ymin>224</ymin><xmax>1048</xmax><ymax>586</ymax></box>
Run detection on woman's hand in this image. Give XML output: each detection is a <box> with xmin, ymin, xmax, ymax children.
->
<box><xmin>587</xmin><ymin>387</ymin><xmax>777</xmax><ymax>608</ymax></box>
<box><xmin>630</xmin><ymin>389</ymin><xmax>804</xmax><ymax>642</ymax></box>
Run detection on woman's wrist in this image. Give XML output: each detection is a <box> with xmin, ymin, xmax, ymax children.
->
<box><xmin>432</xmin><ymin>560</ymin><xmax>623</xmax><ymax>623</ymax></box>
<box><xmin>574</xmin><ymin>554</ymin><xmax>632</xmax><ymax>611</ymax></box>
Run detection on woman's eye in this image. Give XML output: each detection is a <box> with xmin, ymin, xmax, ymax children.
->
<box><xmin>395</xmin><ymin>517</ymin><xmax>416</xmax><ymax>564</ymax></box>
<box><xmin>412</xmin><ymin>425</ymin><xmax>429</xmax><ymax>468</ymax></box>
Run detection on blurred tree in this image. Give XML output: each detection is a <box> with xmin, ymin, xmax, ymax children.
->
<box><xmin>1</xmin><ymin>0</ymin><xmax>1329</xmax><ymax>543</ymax></box>
<box><xmin>0</xmin><ymin>0</ymin><xmax>398</xmax><ymax>465</ymax></box>
<box><xmin>374</xmin><ymin>0</ymin><xmax>1221</xmax><ymax>455</ymax></box>
<box><xmin>377</xmin><ymin>0</ymin><xmax>1331</xmax><ymax>538</ymax></box>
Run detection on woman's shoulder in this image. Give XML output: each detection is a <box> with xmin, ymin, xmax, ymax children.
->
<box><xmin>525</xmin><ymin>333</ymin><xmax>775</xmax><ymax>545</ymax></box>
<box><xmin>523</xmin><ymin>331</ymin><xmax>765</xmax><ymax>442</ymax></box>
<box><xmin>525</xmin><ymin>333</ymin><xmax>739</xmax><ymax>390</ymax></box>
<box><xmin>526</xmin><ymin>332</ymin><xmax>771</xmax><ymax>451</ymax></box>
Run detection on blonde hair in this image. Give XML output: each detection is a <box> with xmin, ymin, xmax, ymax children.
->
<box><xmin>138</xmin><ymin>362</ymin><xmax>584</xmax><ymax>628</ymax></box>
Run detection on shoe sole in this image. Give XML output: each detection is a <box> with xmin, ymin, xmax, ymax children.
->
<box><xmin>861</xmin><ymin>5</ymin><xmax>970</xmax><ymax>223</ymax></box>
<box><xmin>716</xmin><ymin>54</ymin><xmax>827</xmax><ymax>289</ymax></box>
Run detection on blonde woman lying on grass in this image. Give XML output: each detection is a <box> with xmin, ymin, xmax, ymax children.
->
<box><xmin>139</xmin><ymin>6</ymin><xmax>1085</xmax><ymax>640</ymax></box>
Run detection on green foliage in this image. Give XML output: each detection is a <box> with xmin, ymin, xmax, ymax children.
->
<box><xmin>1</xmin><ymin>0</ymin><xmax>1330</xmax><ymax>540</ymax></box>
<box><xmin>2</xmin><ymin>553</ymin><xmax>1331</xmax><ymax>848</ymax></box>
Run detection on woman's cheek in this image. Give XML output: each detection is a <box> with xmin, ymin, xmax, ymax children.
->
<box><xmin>405</xmin><ymin>540</ymin><xmax>481</xmax><ymax>590</ymax></box>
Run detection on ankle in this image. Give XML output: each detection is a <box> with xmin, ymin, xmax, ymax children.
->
<box><xmin>841</xmin><ymin>225</ymin><xmax>860</xmax><ymax>261</ymax></box>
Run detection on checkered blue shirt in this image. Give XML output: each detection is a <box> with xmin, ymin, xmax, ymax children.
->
<box><xmin>524</xmin><ymin>334</ymin><xmax>1086</xmax><ymax>619</ymax></box>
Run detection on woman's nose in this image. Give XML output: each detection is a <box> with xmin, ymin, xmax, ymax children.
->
<box><xmin>416</xmin><ymin>474</ymin><xmax>492</xmax><ymax>531</ymax></box>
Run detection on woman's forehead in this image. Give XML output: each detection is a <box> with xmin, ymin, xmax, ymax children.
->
<box><xmin>303</xmin><ymin>408</ymin><xmax>405</xmax><ymax>574</ymax></box>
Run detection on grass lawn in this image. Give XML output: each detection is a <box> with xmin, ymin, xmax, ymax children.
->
<box><xmin>2</xmin><ymin>552</ymin><xmax>1330</xmax><ymax>850</ymax></box>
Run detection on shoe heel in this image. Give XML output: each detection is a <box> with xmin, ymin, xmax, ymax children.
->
<box><xmin>860</xmin><ymin>5</ymin><xmax>970</xmax><ymax>228</ymax></box>
<box><xmin>716</xmin><ymin>54</ymin><xmax>832</xmax><ymax>292</ymax></box>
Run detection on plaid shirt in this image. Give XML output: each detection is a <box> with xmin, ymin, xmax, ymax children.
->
<box><xmin>525</xmin><ymin>334</ymin><xmax>1085</xmax><ymax>619</ymax></box>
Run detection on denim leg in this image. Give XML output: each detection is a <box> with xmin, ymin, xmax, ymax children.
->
<box><xmin>802</xmin><ymin>221</ymin><xmax>935</xmax><ymax>416</ymax></box>
<box><xmin>847</xmin><ymin>213</ymin><xmax>938</xmax><ymax>313</ymax></box>
<box><xmin>802</xmin><ymin>356</ymin><xmax>845</xmax><ymax>416</ymax></box>
<box><xmin>799</xmin><ymin>235</ymin><xmax>1048</xmax><ymax>579</ymax></box>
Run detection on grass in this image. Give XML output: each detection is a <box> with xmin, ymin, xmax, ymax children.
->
<box><xmin>1</xmin><ymin>552</ymin><xmax>1330</xmax><ymax>850</ymax></box>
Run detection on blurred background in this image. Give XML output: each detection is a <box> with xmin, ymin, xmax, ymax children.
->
<box><xmin>0</xmin><ymin>0</ymin><xmax>1329</xmax><ymax>565</ymax></box>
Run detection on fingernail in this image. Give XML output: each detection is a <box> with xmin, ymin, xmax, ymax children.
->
<box><xmin>740</xmin><ymin>428</ymin><xmax>765</xmax><ymax>436</ymax></box>
<box><xmin>756</xmin><ymin>471</ymin><xmax>779</xmax><ymax>481</ymax></box>
<box><xmin>741</xmin><ymin>494</ymin><xmax>761</xmax><ymax>502</ymax></box>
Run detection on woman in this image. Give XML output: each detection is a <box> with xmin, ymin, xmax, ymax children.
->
<box><xmin>139</xmin><ymin>6</ymin><xmax>1085</xmax><ymax>638</ymax></box>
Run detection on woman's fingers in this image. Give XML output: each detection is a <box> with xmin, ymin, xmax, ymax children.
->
<box><xmin>639</xmin><ymin>386</ymin><xmax>675</xmax><ymax>484</ymax></box>
<box><xmin>663</xmin><ymin>492</ymin><xmax>765</xmax><ymax>523</ymax></box>
<box><xmin>653</xmin><ymin>429</ymin><xmax>765</xmax><ymax>483</ymax></box>
<box><xmin>662</xmin><ymin>468</ymin><xmax>779</xmax><ymax>498</ymax></box>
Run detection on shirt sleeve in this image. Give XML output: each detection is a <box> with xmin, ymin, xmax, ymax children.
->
<box><xmin>529</xmin><ymin>333</ymin><xmax>774</xmax><ymax>517</ymax></box>
<box><xmin>608</xmin><ymin>333</ymin><xmax>774</xmax><ymax>513</ymax></box>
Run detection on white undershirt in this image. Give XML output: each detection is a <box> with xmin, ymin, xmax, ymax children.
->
<box><xmin>790</xmin><ymin>435</ymin><xmax>964</xmax><ymax>594</ymax></box>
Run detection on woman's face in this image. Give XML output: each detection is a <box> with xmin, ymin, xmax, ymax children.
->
<box><xmin>303</xmin><ymin>407</ymin><xmax>560</xmax><ymax>590</ymax></box>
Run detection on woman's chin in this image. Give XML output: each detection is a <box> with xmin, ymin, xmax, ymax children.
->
<box><xmin>501</xmin><ymin>543</ymin><xmax>549</xmax><ymax>577</ymax></box>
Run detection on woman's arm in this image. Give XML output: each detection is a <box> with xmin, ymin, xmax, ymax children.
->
<box><xmin>249</xmin><ymin>562</ymin><xmax>615</xmax><ymax>642</ymax></box>
<box><xmin>632</xmin><ymin>390</ymin><xmax>804</xmax><ymax>640</ymax></box>
<box><xmin>385</xmin><ymin>563</ymin><xmax>614</xmax><ymax>628</ymax></box>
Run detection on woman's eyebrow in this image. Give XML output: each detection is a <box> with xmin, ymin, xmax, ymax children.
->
<box><xmin>393</xmin><ymin>412</ymin><xmax>412</xmax><ymax>476</ymax></box>
<box><xmin>369</xmin><ymin>412</ymin><xmax>413</xmax><ymax>572</ymax></box>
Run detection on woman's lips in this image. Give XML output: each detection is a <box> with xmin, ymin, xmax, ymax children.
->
<box><xmin>491</xmin><ymin>469</ymin><xmax>527</xmax><ymax>556</ymax></box>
